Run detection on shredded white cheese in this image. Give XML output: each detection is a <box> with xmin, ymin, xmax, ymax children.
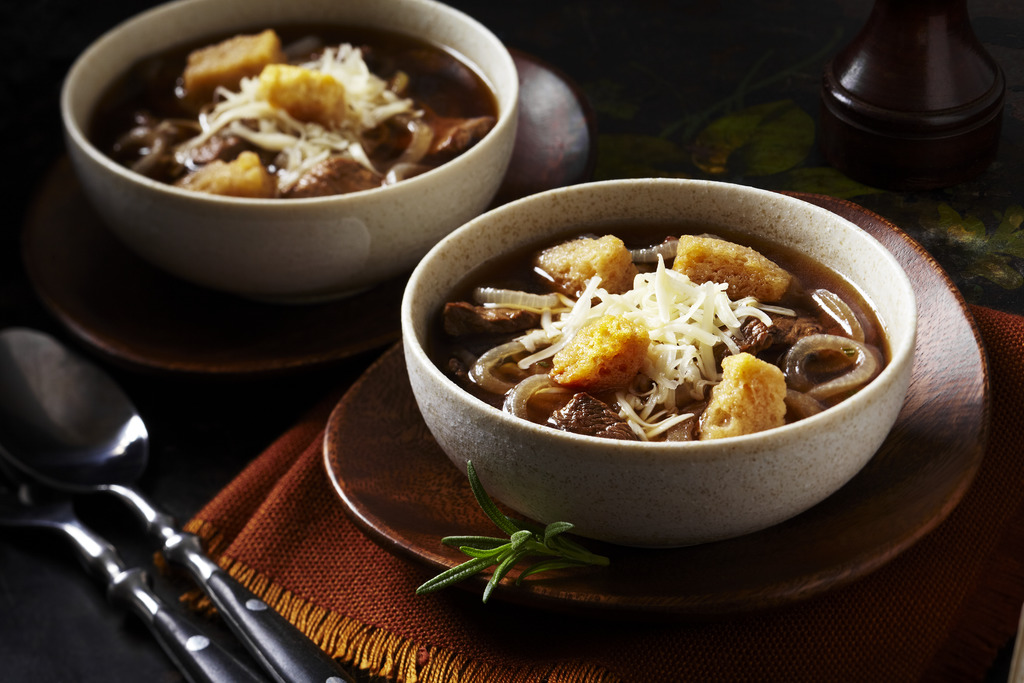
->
<box><xmin>514</xmin><ymin>256</ymin><xmax>782</xmax><ymax>440</ymax></box>
<box><xmin>175</xmin><ymin>44</ymin><xmax>420</xmax><ymax>192</ymax></box>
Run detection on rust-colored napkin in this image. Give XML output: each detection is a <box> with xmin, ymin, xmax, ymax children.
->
<box><xmin>183</xmin><ymin>305</ymin><xmax>1024</xmax><ymax>683</ymax></box>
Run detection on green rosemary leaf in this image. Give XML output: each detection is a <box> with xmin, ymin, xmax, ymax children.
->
<box><xmin>483</xmin><ymin>547</ymin><xmax>531</xmax><ymax>603</ymax></box>
<box><xmin>545</xmin><ymin>531</ymin><xmax>610</xmax><ymax>565</ymax></box>
<box><xmin>415</xmin><ymin>555</ymin><xmax>496</xmax><ymax>595</ymax></box>
<box><xmin>459</xmin><ymin>543</ymin><xmax>512</xmax><ymax>559</ymax></box>
<box><xmin>440</xmin><ymin>535</ymin><xmax>508</xmax><ymax>549</ymax></box>
<box><xmin>543</xmin><ymin>520</ymin><xmax>575</xmax><ymax>542</ymax></box>
<box><xmin>516</xmin><ymin>558</ymin><xmax>593</xmax><ymax>584</ymax></box>
<box><xmin>466</xmin><ymin>461</ymin><xmax>521</xmax><ymax>536</ymax></box>
<box><xmin>416</xmin><ymin>460</ymin><xmax>610</xmax><ymax>603</ymax></box>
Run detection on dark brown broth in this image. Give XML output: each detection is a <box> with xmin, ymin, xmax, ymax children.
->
<box><xmin>89</xmin><ymin>24</ymin><xmax>498</xmax><ymax>173</ymax></box>
<box><xmin>430</xmin><ymin>222</ymin><xmax>888</xmax><ymax>416</ymax></box>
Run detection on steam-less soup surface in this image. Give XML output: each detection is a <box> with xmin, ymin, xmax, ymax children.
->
<box><xmin>90</xmin><ymin>25</ymin><xmax>498</xmax><ymax>198</ymax></box>
<box><xmin>431</xmin><ymin>225</ymin><xmax>888</xmax><ymax>442</ymax></box>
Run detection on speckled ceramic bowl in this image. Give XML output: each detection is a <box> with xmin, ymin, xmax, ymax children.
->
<box><xmin>402</xmin><ymin>178</ymin><xmax>917</xmax><ymax>548</ymax></box>
<box><xmin>61</xmin><ymin>0</ymin><xmax>518</xmax><ymax>303</ymax></box>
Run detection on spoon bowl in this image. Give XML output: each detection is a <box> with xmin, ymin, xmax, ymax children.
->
<box><xmin>0</xmin><ymin>328</ymin><xmax>147</xmax><ymax>489</ymax></box>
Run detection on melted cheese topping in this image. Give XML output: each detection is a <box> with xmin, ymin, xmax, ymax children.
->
<box><xmin>175</xmin><ymin>44</ymin><xmax>419</xmax><ymax>192</ymax></box>
<box><xmin>514</xmin><ymin>256</ymin><xmax>787</xmax><ymax>440</ymax></box>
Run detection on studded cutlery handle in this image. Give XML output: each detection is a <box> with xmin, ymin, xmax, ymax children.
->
<box><xmin>162</xmin><ymin>532</ymin><xmax>354</xmax><ymax>683</ymax></box>
<box><xmin>112</xmin><ymin>485</ymin><xmax>354</xmax><ymax>683</ymax></box>
<box><xmin>62</xmin><ymin>512</ymin><xmax>266</xmax><ymax>683</ymax></box>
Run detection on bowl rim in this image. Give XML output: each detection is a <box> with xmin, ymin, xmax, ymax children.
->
<box><xmin>59</xmin><ymin>0</ymin><xmax>519</xmax><ymax>208</ymax></box>
<box><xmin>401</xmin><ymin>177</ymin><xmax>918</xmax><ymax>456</ymax></box>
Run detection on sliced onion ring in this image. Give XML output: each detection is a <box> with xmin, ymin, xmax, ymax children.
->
<box><xmin>782</xmin><ymin>334</ymin><xmax>881</xmax><ymax>400</ymax></box>
<box><xmin>502</xmin><ymin>373</ymin><xmax>570</xmax><ymax>419</ymax></box>
<box><xmin>630</xmin><ymin>238</ymin><xmax>679</xmax><ymax>263</ymax></box>
<box><xmin>473</xmin><ymin>287</ymin><xmax>560</xmax><ymax>310</ymax></box>
<box><xmin>469</xmin><ymin>340</ymin><xmax>528</xmax><ymax>394</ymax></box>
<box><xmin>810</xmin><ymin>289</ymin><xmax>865</xmax><ymax>343</ymax></box>
<box><xmin>784</xmin><ymin>389</ymin><xmax>827</xmax><ymax>419</ymax></box>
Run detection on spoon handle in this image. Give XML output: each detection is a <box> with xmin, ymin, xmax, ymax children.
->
<box><xmin>60</xmin><ymin>515</ymin><xmax>267</xmax><ymax>683</ymax></box>
<box><xmin>165</xmin><ymin>531</ymin><xmax>355</xmax><ymax>683</ymax></box>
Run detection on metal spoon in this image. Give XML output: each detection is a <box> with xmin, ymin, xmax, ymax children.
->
<box><xmin>0</xmin><ymin>328</ymin><xmax>354</xmax><ymax>683</ymax></box>
<box><xmin>0</xmin><ymin>471</ymin><xmax>266</xmax><ymax>683</ymax></box>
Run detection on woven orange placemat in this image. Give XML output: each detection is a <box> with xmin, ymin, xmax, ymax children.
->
<box><xmin>183</xmin><ymin>305</ymin><xmax>1024</xmax><ymax>682</ymax></box>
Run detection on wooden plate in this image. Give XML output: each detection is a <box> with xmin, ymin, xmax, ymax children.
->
<box><xmin>21</xmin><ymin>50</ymin><xmax>595</xmax><ymax>376</ymax></box>
<box><xmin>324</xmin><ymin>194</ymin><xmax>989</xmax><ymax>618</ymax></box>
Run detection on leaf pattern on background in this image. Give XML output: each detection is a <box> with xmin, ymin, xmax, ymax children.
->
<box><xmin>924</xmin><ymin>204</ymin><xmax>1024</xmax><ymax>289</ymax></box>
<box><xmin>776</xmin><ymin>167</ymin><xmax>885</xmax><ymax>199</ymax></box>
<box><xmin>594</xmin><ymin>134</ymin><xmax>691</xmax><ymax>180</ymax></box>
<box><xmin>691</xmin><ymin>100</ymin><xmax>814</xmax><ymax>177</ymax></box>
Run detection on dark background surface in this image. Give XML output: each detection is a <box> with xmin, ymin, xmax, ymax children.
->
<box><xmin>1</xmin><ymin>1</ymin><xmax>1021</xmax><ymax>681</ymax></box>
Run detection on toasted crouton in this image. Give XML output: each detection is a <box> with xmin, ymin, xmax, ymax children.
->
<box><xmin>672</xmin><ymin>235</ymin><xmax>791</xmax><ymax>302</ymax></box>
<box><xmin>699</xmin><ymin>352</ymin><xmax>786</xmax><ymax>440</ymax></box>
<box><xmin>176</xmin><ymin>151</ymin><xmax>277</xmax><ymax>198</ymax></box>
<box><xmin>257</xmin><ymin>64</ymin><xmax>348</xmax><ymax>128</ymax></box>
<box><xmin>535</xmin><ymin>235</ymin><xmax>638</xmax><ymax>297</ymax></box>
<box><xmin>182</xmin><ymin>29</ymin><xmax>285</xmax><ymax>108</ymax></box>
<box><xmin>550</xmin><ymin>315</ymin><xmax>650</xmax><ymax>391</ymax></box>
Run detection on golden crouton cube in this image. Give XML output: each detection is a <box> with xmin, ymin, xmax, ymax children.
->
<box><xmin>182</xmin><ymin>29</ymin><xmax>285</xmax><ymax>107</ymax></box>
<box><xmin>176</xmin><ymin>151</ymin><xmax>277</xmax><ymax>198</ymax></box>
<box><xmin>550</xmin><ymin>315</ymin><xmax>650</xmax><ymax>391</ymax></box>
<box><xmin>699</xmin><ymin>352</ymin><xmax>787</xmax><ymax>440</ymax></box>
<box><xmin>672</xmin><ymin>235</ymin><xmax>791</xmax><ymax>302</ymax></box>
<box><xmin>257</xmin><ymin>64</ymin><xmax>348</xmax><ymax>128</ymax></box>
<box><xmin>535</xmin><ymin>234</ymin><xmax>638</xmax><ymax>297</ymax></box>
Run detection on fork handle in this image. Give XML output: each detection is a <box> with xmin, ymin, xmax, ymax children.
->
<box><xmin>110</xmin><ymin>569</ymin><xmax>268</xmax><ymax>683</ymax></box>
<box><xmin>61</xmin><ymin>515</ymin><xmax>266</xmax><ymax>683</ymax></box>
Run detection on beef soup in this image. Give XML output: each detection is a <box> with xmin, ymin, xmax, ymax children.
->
<box><xmin>89</xmin><ymin>25</ymin><xmax>498</xmax><ymax>199</ymax></box>
<box><xmin>431</xmin><ymin>225</ymin><xmax>888</xmax><ymax>443</ymax></box>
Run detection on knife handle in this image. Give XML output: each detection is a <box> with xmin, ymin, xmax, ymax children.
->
<box><xmin>110</xmin><ymin>568</ymin><xmax>268</xmax><ymax>683</ymax></box>
<box><xmin>163</xmin><ymin>531</ymin><xmax>355</xmax><ymax>683</ymax></box>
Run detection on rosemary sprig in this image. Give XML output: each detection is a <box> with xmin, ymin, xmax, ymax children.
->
<box><xmin>415</xmin><ymin>461</ymin><xmax>610</xmax><ymax>603</ymax></box>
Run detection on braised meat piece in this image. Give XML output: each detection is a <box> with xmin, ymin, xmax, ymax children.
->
<box><xmin>663</xmin><ymin>404</ymin><xmax>705</xmax><ymax>442</ymax></box>
<box><xmin>284</xmin><ymin>157</ymin><xmax>382</xmax><ymax>198</ymax></box>
<box><xmin>185</xmin><ymin>133</ymin><xmax>250</xmax><ymax>165</ymax></box>
<box><xmin>428</xmin><ymin>116</ymin><xmax>496</xmax><ymax>158</ymax></box>
<box><xmin>548</xmin><ymin>393</ymin><xmax>638</xmax><ymax>441</ymax></box>
<box><xmin>737</xmin><ymin>313</ymin><xmax>825</xmax><ymax>355</ymax></box>
<box><xmin>442</xmin><ymin>301</ymin><xmax>541</xmax><ymax>337</ymax></box>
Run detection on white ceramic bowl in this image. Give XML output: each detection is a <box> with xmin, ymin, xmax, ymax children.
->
<box><xmin>402</xmin><ymin>179</ymin><xmax>917</xmax><ymax>548</ymax></box>
<box><xmin>61</xmin><ymin>0</ymin><xmax>518</xmax><ymax>303</ymax></box>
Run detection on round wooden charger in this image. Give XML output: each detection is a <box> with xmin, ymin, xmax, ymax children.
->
<box><xmin>324</xmin><ymin>194</ymin><xmax>990</xmax><ymax>618</ymax></box>
<box><xmin>21</xmin><ymin>50</ymin><xmax>595</xmax><ymax>376</ymax></box>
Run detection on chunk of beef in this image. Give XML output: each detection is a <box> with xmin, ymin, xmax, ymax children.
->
<box><xmin>185</xmin><ymin>133</ymin><xmax>251</xmax><ymax>165</ymax></box>
<box><xmin>442</xmin><ymin>301</ymin><xmax>541</xmax><ymax>337</ymax></box>
<box><xmin>736</xmin><ymin>313</ymin><xmax>825</xmax><ymax>355</ymax></box>
<box><xmin>428</xmin><ymin>116</ymin><xmax>496</xmax><ymax>158</ymax></box>
<box><xmin>548</xmin><ymin>393</ymin><xmax>638</xmax><ymax>441</ymax></box>
<box><xmin>662</xmin><ymin>404</ymin><xmax>705</xmax><ymax>442</ymax></box>
<box><xmin>283</xmin><ymin>157</ymin><xmax>382</xmax><ymax>198</ymax></box>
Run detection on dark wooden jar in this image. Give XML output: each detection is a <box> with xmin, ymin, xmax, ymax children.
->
<box><xmin>819</xmin><ymin>0</ymin><xmax>1005</xmax><ymax>190</ymax></box>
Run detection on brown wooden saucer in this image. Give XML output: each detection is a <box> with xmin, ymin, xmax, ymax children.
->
<box><xmin>21</xmin><ymin>50</ymin><xmax>596</xmax><ymax>376</ymax></box>
<box><xmin>324</xmin><ymin>194</ymin><xmax>989</xmax><ymax>618</ymax></box>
